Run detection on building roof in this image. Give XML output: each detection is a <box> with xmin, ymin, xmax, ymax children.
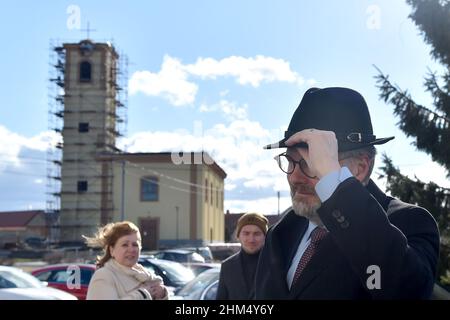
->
<box><xmin>0</xmin><ymin>210</ymin><xmax>45</xmax><ymax>229</ymax></box>
<box><xmin>97</xmin><ymin>151</ymin><xmax>227</xmax><ymax>179</ymax></box>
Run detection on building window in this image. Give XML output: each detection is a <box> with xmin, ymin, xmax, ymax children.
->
<box><xmin>78</xmin><ymin>122</ymin><xmax>89</xmax><ymax>132</ymax></box>
<box><xmin>216</xmin><ymin>188</ymin><xmax>219</xmax><ymax>208</ymax></box>
<box><xmin>79</xmin><ymin>61</ymin><xmax>92</xmax><ymax>82</ymax></box>
<box><xmin>141</xmin><ymin>176</ymin><xmax>158</xmax><ymax>201</ymax></box>
<box><xmin>205</xmin><ymin>179</ymin><xmax>208</xmax><ymax>203</ymax></box>
<box><xmin>210</xmin><ymin>183</ymin><xmax>213</xmax><ymax>205</ymax></box>
<box><xmin>77</xmin><ymin>181</ymin><xmax>88</xmax><ymax>192</ymax></box>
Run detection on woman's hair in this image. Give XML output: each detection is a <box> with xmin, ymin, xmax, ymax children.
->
<box><xmin>83</xmin><ymin>221</ymin><xmax>141</xmax><ymax>268</ymax></box>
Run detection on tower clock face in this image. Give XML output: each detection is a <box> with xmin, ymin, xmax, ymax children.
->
<box><xmin>79</xmin><ymin>41</ymin><xmax>94</xmax><ymax>56</ymax></box>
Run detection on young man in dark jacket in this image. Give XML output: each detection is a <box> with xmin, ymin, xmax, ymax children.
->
<box><xmin>216</xmin><ymin>212</ymin><xmax>268</xmax><ymax>300</ymax></box>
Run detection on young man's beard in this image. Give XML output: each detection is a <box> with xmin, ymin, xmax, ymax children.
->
<box><xmin>290</xmin><ymin>186</ymin><xmax>324</xmax><ymax>227</ymax></box>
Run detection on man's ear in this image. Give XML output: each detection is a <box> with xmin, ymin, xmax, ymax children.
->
<box><xmin>352</xmin><ymin>155</ymin><xmax>371</xmax><ymax>183</ymax></box>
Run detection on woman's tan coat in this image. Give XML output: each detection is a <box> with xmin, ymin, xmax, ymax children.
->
<box><xmin>87</xmin><ymin>259</ymin><xmax>168</xmax><ymax>300</ymax></box>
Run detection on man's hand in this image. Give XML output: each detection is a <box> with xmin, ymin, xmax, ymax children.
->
<box><xmin>285</xmin><ymin>128</ymin><xmax>341</xmax><ymax>179</ymax></box>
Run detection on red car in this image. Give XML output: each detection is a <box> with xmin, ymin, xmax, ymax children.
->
<box><xmin>31</xmin><ymin>264</ymin><xmax>96</xmax><ymax>300</ymax></box>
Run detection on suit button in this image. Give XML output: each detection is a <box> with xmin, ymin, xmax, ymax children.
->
<box><xmin>341</xmin><ymin>220</ymin><xmax>350</xmax><ymax>229</ymax></box>
<box><xmin>331</xmin><ymin>210</ymin><xmax>341</xmax><ymax>218</ymax></box>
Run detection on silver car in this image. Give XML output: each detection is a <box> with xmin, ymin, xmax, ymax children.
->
<box><xmin>172</xmin><ymin>267</ymin><xmax>220</xmax><ymax>300</ymax></box>
<box><xmin>0</xmin><ymin>266</ymin><xmax>77</xmax><ymax>300</ymax></box>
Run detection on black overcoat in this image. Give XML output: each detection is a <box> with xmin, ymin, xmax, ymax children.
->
<box><xmin>255</xmin><ymin>178</ymin><xmax>440</xmax><ymax>299</ymax></box>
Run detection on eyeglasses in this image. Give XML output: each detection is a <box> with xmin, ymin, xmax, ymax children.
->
<box><xmin>274</xmin><ymin>152</ymin><xmax>352</xmax><ymax>179</ymax></box>
<box><xmin>274</xmin><ymin>153</ymin><xmax>316</xmax><ymax>178</ymax></box>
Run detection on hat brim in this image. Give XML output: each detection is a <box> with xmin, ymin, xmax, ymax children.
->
<box><xmin>264</xmin><ymin>136</ymin><xmax>395</xmax><ymax>151</ymax></box>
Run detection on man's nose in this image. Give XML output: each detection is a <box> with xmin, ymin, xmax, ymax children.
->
<box><xmin>288</xmin><ymin>164</ymin><xmax>310</xmax><ymax>184</ymax></box>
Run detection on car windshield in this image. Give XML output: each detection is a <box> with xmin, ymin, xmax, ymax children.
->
<box><xmin>176</xmin><ymin>269</ymin><xmax>220</xmax><ymax>299</ymax></box>
<box><xmin>0</xmin><ymin>269</ymin><xmax>44</xmax><ymax>289</ymax></box>
<box><xmin>151</xmin><ymin>260</ymin><xmax>194</xmax><ymax>283</ymax></box>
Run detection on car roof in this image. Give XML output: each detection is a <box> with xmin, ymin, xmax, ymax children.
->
<box><xmin>158</xmin><ymin>249</ymin><xmax>194</xmax><ymax>254</ymax></box>
<box><xmin>30</xmin><ymin>264</ymin><xmax>96</xmax><ymax>272</ymax></box>
<box><xmin>186</xmin><ymin>262</ymin><xmax>220</xmax><ymax>267</ymax></box>
<box><xmin>0</xmin><ymin>265</ymin><xmax>25</xmax><ymax>272</ymax></box>
<box><xmin>139</xmin><ymin>257</ymin><xmax>182</xmax><ymax>265</ymax></box>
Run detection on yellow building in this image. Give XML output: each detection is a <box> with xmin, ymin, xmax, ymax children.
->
<box><xmin>101</xmin><ymin>152</ymin><xmax>226</xmax><ymax>249</ymax></box>
<box><xmin>51</xmin><ymin>39</ymin><xmax>226</xmax><ymax>247</ymax></box>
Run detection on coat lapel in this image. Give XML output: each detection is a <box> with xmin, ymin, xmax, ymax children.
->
<box><xmin>288</xmin><ymin>234</ymin><xmax>337</xmax><ymax>298</ymax></box>
<box><xmin>268</xmin><ymin>211</ymin><xmax>309</xmax><ymax>297</ymax></box>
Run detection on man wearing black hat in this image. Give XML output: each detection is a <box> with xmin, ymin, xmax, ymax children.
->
<box><xmin>217</xmin><ymin>212</ymin><xmax>268</xmax><ymax>300</ymax></box>
<box><xmin>255</xmin><ymin>87</ymin><xmax>440</xmax><ymax>299</ymax></box>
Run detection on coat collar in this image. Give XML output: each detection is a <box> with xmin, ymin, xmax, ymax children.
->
<box><xmin>366</xmin><ymin>179</ymin><xmax>392</xmax><ymax>211</ymax></box>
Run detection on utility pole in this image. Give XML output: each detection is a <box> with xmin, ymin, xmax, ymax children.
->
<box><xmin>175</xmin><ymin>206</ymin><xmax>179</xmax><ymax>245</ymax></box>
<box><xmin>121</xmin><ymin>161</ymin><xmax>125</xmax><ymax>221</ymax></box>
<box><xmin>277</xmin><ymin>191</ymin><xmax>280</xmax><ymax>215</ymax></box>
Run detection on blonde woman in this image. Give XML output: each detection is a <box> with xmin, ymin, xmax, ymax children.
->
<box><xmin>85</xmin><ymin>221</ymin><xmax>168</xmax><ymax>300</ymax></box>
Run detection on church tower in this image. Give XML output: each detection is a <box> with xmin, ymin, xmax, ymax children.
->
<box><xmin>49</xmin><ymin>39</ymin><xmax>127</xmax><ymax>241</ymax></box>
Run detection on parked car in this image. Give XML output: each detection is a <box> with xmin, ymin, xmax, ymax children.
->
<box><xmin>0</xmin><ymin>265</ymin><xmax>77</xmax><ymax>300</ymax></box>
<box><xmin>152</xmin><ymin>249</ymin><xmax>205</xmax><ymax>264</ymax></box>
<box><xmin>138</xmin><ymin>257</ymin><xmax>195</xmax><ymax>292</ymax></box>
<box><xmin>207</xmin><ymin>243</ymin><xmax>241</xmax><ymax>261</ymax></box>
<box><xmin>172</xmin><ymin>267</ymin><xmax>220</xmax><ymax>300</ymax></box>
<box><xmin>187</xmin><ymin>262</ymin><xmax>221</xmax><ymax>276</ymax></box>
<box><xmin>181</xmin><ymin>247</ymin><xmax>214</xmax><ymax>262</ymax></box>
<box><xmin>31</xmin><ymin>263</ymin><xmax>96</xmax><ymax>300</ymax></box>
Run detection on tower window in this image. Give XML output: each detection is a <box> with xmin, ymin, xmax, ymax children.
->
<box><xmin>78</xmin><ymin>122</ymin><xmax>89</xmax><ymax>132</ymax></box>
<box><xmin>141</xmin><ymin>176</ymin><xmax>159</xmax><ymax>201</ymax></box>
<box><xmin>77</xmin><ymin>181</ymin><xmax>88</xmax><ymax>192</ymax></box>
<box><xmin>79</xmin><ymin>61</ymin><xmax>92</xmax><ymax>82</ymax></box>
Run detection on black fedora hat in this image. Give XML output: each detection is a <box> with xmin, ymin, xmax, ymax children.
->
<box><xmin>264</xmin><ymin>87</ymin><xmax>394</xmax><ymax>151</ymax></box>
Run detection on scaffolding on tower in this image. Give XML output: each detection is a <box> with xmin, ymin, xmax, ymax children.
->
<box><xmin>46</xmin><ymin>39</ymin><xmax>65</xmax><ymax>243</ymax></box>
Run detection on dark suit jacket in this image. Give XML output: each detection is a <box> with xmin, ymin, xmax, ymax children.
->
<box><xmin>255</xmin><ymin>178</ymin><xmax>440</xmax><ymax>299</ymax></box>
<box><xmin>216</xmin><ymin>251</ymin><xmax>256</xmax><ymax>300</ymax></box>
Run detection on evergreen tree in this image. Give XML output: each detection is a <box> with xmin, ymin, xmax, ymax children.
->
<box><xmin>375</xmin><ymin>0</ymin><xmax>450</xmax><ymax>286</ymax></box>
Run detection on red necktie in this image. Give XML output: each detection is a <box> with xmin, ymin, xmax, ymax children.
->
<box><xmin>292</xmin><ymin>227</ymin><xmax>328</xmax><ymax>285</ymax></box>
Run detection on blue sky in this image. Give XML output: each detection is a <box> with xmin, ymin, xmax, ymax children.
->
<box><xmin>0</xmin><ymin>0</ymin><xmax>447</xmax><ymax>214</ymax></box>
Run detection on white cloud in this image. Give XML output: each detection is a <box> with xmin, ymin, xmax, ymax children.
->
<box><xmin>224</xmin><ymin>183</ymin><xmax>237</xmax><ymax>191</ymax></box>
<box><xmin>118</xmin><ymin>118</ymin><xmax>286</xmax><ymax>193</ymax></box>
<box><xmin>199</xmin><ymin>100</ymin><xmax>248</xmax><ymax>121</ymax></box>
<box><xmin>0</xmin><ymin>125</ymin><xmax>59</xmax><ymax>171</ymax></box>
<box><xmin>184</xmin><ymin>55</ymin><xmax>305</xmax><ymax>87</ymax></box>
<box><xmin>129</xmin><ymin>55</ymin><xmax>198</xmax><ymax>106</ymax></box>
<box><xmin>129</xmin><ymin>54</ymin><xmax>313</xmax><ymax>106</ymax></box>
